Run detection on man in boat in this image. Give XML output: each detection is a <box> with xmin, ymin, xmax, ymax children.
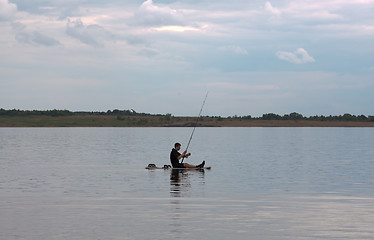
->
<box><xmin>170</xmin><ymin>143</ymin><xmax>205</xmax><ymax>168</ymax></box>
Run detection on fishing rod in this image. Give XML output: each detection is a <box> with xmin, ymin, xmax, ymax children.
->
<box><xmin>181</xmin><ymin>92</ymin><xmax>208</xmax><ymax>163</ymax></box>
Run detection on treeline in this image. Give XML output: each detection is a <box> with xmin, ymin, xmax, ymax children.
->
<box><xmin>229</xmin><ymin>112</ymin><xmax>374</xmax><ymax>122</ymax></box>
<box><xmin>0</xmin><ymin>109</ymin><xmax>74</xmax><ymax>117</ymax></box>
<box><xmin>1</xmin><ymin>109</ymin><xmax>374</xmax><ymax>122</ymax></box>
<box><xmin>75</xmin><ymin>109</ymin><xmax>157</xmax><ymax>116</ymax></box>
<box><xmin>0</xmin><ymin>108</ymin><xmax>158</xmax><ymax>117</ymax></box>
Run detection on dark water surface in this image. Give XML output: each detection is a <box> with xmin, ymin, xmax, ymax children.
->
<box><xmin>1</xmin><ymin>127</ymin><xmax>374</xmax><ymax>239</ymax></box>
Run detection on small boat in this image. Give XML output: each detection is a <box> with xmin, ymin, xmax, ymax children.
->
<box><xmin>145</xmin><ymin>164</ymin><xmax>211</xmax><ymax>170</ymax></box>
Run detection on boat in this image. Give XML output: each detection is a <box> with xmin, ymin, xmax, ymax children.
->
<box><xmin>145</xmin><ymin>164</ymin><xmax>211</xmax><ymax>170</ymax></box>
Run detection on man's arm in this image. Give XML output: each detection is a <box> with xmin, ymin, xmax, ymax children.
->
<box><xmin>178</xmin><ymin>150</ymin><xmax>191</xmax><ymax>160</ymax></box>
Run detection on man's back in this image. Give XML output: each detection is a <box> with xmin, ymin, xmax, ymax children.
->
<box><xmin>170</xmin><ymin>148</ymin><xmax>183</xmax><ymax>168</ymax></box>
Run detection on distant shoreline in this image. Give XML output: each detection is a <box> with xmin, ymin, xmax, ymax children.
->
<box><xmin>1</xmin><ymin>115</ymin><xmax>374</xmax><ymax>127</ymax></box>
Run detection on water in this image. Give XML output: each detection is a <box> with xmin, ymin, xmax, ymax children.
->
<box><xmin>1</xmin><ymin>127</ymin><xmax>374</xmax><ymax>240</ymax></box>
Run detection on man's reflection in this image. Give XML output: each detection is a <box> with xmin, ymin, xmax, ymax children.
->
<box><xmin>170</xmin><ymin>169</ymin><xmax>205</xmax><ymax>197</ymax></box>
<box><xmin>168</xmin><ymin>168</ymin><xmax>206</xmax><ymax>236</ymax></box>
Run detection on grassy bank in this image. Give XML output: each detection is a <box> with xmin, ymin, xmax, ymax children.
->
<box><xmin>2</xmin><ymin>115</ymin><xmax>374</xmax><ymax>127</ymax></box>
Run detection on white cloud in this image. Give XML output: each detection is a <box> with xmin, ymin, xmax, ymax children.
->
<box><xmin>152</xmin><ymin>25</ymin><xmax>199</xmax><ymax>32</ymax></box>
<box><xmin>276</xmin><ymin>48</ymin><xmax>315</xmax><ymax>64</ymax></box>
<box><xmin>265</xmin><ymin>2</ymin><xmax>281</xmax><ymax>16</ymax></box>
<box><xmin>0</xmin><ymin>0</ymin><xmax>17</xmax><ymax>21</ymax></box>
<box><xmin>134</xmin><ymin>0</ymin><xmax>185</xmax><ymax>27</ymax></box>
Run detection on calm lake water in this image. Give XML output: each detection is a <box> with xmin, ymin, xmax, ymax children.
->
<box><xmin>1</xmin><ymin>127</ymin><xmax>374</xmax><ymax>240</ymax></box>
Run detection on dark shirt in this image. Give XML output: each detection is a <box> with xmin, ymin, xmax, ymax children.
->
<box><xmin>170</xmin><ymin>148</ymin><xmax>185</xmax><ymax>168</ymax></box>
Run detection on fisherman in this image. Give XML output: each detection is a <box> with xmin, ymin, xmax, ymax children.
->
<box><xmin>170</xmin><ymin>143</ymin><xmax>205</xmax><ymax>168</ymax></box>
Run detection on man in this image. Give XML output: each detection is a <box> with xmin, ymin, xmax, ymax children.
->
<box><xmin>170</xmin><ymin>143</ymin><xmax>205</xmax><ymax>168</ymax></box>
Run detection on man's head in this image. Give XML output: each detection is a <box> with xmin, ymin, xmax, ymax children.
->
<box><xmin>174</xmin><ymin>142</ymin><xmax>181</xmax><ymax>150</ymax></box>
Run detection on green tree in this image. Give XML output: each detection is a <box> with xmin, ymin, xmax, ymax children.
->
<box><xmin>261</xmin><ymin>113</ymin><xmax>281</xmax><ymax>120</ymax></box>
<box><xmin>287</xmin><ymin>112</ymin><xmax>303</xmax><ymax>120</ymax></box>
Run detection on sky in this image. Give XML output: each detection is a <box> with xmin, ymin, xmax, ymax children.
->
<box><xmin>1</xmin><ymin>0</ymin><xmax>374</xmax><ymax>117</ymax></box>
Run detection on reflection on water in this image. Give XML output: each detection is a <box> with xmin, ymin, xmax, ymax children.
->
<box><xmin>170</xmin><ymin>169</ymin><xmax>206</xmax><ymax>198</ymax></box>
<box><xmin>169</xmin><ymin>169</ymin><xmax>207</xmax><ymax>239</ymax></box>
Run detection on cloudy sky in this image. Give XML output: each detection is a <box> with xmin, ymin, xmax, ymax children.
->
<box><xmin>1</xmin><ymin>0</ymin><xmax>374</xmax><ymax>117</ymax></box>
